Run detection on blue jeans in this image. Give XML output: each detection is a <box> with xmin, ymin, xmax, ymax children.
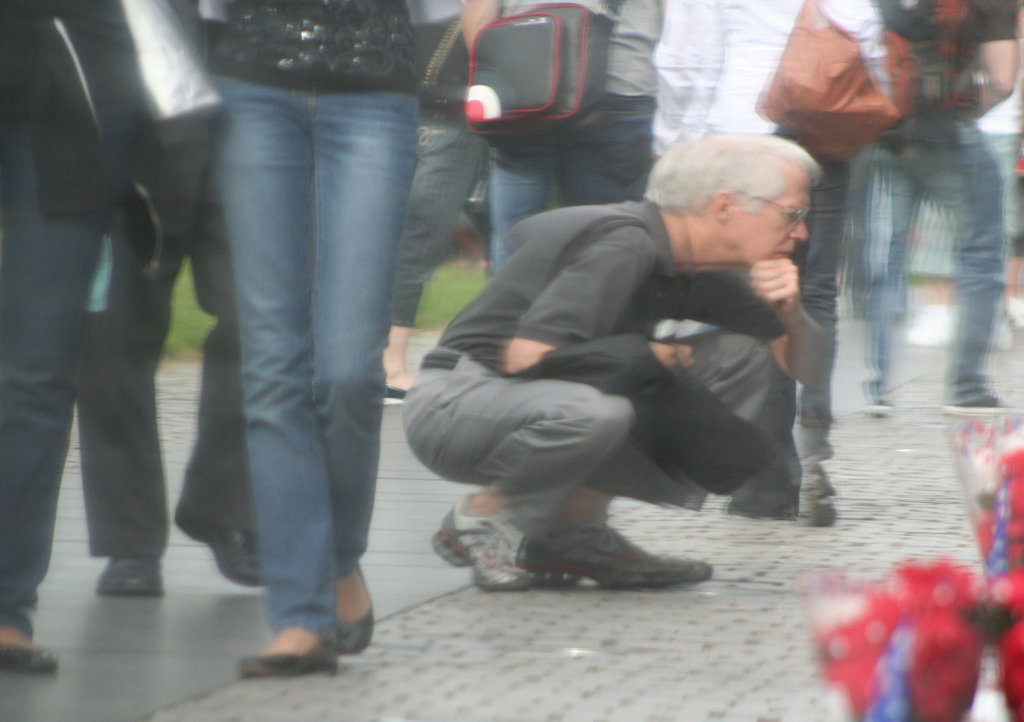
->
<box><xmin>856</xmin><ymin>126</ymin><xmax>1005</xmax><ymax>403</ymax></box>
<box><xmin>488</xmin><ymin>94</ymin><xmax>655</xmax><ymax>268</ymax></box>
<box><xmin>214</xmin><ymin>78</ymin><xmax>417</xmax><ymax>637</ymax></box>
<box><xmin>0</xmin><ymin>107</ymin><xmax>135</xmax><ymax>637</ymax></box>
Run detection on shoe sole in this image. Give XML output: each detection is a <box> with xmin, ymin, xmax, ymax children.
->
<box><xmin>866</xmin><ymin>405</ymin><xmax>892</xmax><ymax>418</ymax></box>
<box><xmin>941</xmin><ymin>405</ymin><xmax>1010</xmax><ymax>417</ymax></box>
<box><xmin>96</xmin><ymin>585</ymin><xmax>164</xmax><ymax>597</ymax></box>
<box><xmin>521</xmin><ymin>559</ymin><xmax>713</xmax><ymax>589</ymax></box>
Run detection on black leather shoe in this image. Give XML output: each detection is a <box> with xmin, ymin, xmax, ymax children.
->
<box><xmin>239</xmin><ymin>640</ymin><xmax>337</xmax><ymax>678</ymax></box>
<box><xmin>337</xmin><ymin>608</ymin><xmax>373</xmax><ymax>655</ymax></box>
<box><xmin>0</xmin><ymin>644</ymin><xmax>58</xmax><ymax>674</ymax></box>
<box><xmin>177</xmin><ymin>519</ymin><xmax>261</xmax><ymax>587</ymax></box>
<box><xmin>96</xmin><ymin>557</ymin><xmax>163</xmax><ymax>597</ymax></box>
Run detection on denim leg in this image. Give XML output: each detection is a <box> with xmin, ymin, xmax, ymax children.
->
<box><xmin>948</xmin><ymin>132</ymin><xmax>1004</xmax><ymax>401</ymax></box>
<box><xmin>217</xmin><ymin>80</ymin><xmax>334</xmax><ymax>635</ymax></box>
<box><xmin>309</xmin><ymin>91</ymin><xmax>417</xmax><ymax>570</ymax></box>
<box><xmin>857</xmin><ymin>144</ymin><xmax>916</xmax><ymax>403</ymax></box>
<box><xmin>560</xmin><ymin>95</ymin><xmax>655</xmax><ymax>205</ymax></box>
<box><xmin>0</xmin><ymin>111</ymin><xmax>132</xmax><ymax>636</ymax></box>
<box><xmin>797</xmin><ymin>160</ymin><xmax>850</xmax><ymax>461</ymax></box>
<box><xmin>487</xmin><ymin>140</ymin><xmax>555</xmax><ymax>269</ymax></box>
<box><xmin>391</xmin><ymin>114</ymin><xmax>485</xmax><ymax>326</ymax></box>
<box><xmin>216</xmin><ymin>78</ymin><xmax>416</xmax><ymax>636</ymax></box>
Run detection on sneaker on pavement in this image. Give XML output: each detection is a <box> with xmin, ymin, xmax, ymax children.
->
<box><xmin>866</xmin><ymin>399</ymin><xmax>893</xmax><ymax>418</ymax></box>
<box><xmin>799</xmin><ymin>462</ymin><xmax>837</xmax><ymax>528</ymax></box>
<box><xmin>431</xmin><ymin>499</ymin><xmax>533</xmax><ymax>591</ymax></box>
<box><xmin>942</xmin><ymin>392</ymin><xmax>1012</xmax><ymax>416</ymax></box>
<box><xmin>520</xmin><ymin>520</ymin><xmax>712</xmax><ymax>589</ymax></box>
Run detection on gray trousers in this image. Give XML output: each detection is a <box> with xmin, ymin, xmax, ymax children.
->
<box><xmin>403</xmin><ymin>332</ymin><xmax>780</xmax><ymax>535</ymax></box>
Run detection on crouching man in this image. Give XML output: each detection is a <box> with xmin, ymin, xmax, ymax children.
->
<box><xmin>403</xmin><ymin>134</ymin><xmax>823</xmax><ymax>591</ymax></box>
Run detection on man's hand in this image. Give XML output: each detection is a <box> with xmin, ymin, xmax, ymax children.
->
<box><xmin>504</xmin><ymin>338</ymin><xmax>556</xmax><ymax>374</ymax></box>
<box><xmin>649</xmin><ymin>341</ymin><xmax>693</xmax><ymax>369</ymax></box>
<box><xmin>750</xmin><ymin>258</ymin><xmax>801</xmax><ymax>323</ymax></box>
<box><xmin>750</xmin><ymin>258</ymin><xmax>825</xmax><ymax>387</ymax></box>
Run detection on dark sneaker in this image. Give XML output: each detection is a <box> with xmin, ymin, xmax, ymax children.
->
<box><xmin>431</xmin><ymin>500</ymin><xmax>532</xmax><ymax>591</ymax></box>
<box><xmin>96</xmin><ymin>557</ymin><xmax>163</xmax><ymax>597</ymax></box>
<box><xmin>520</xmin><ymin>520</ymin><xmax>712</xmax><ymax>589</ymax></box>
<box><xmin>942</xmin><ymin>392</ymin><xmax>1011</xmax><ymax>416</ymax></box>
<box><xmin>725</xmin><ymin>500</ymin><xmax>798</xmax><ymax>521</ymax></box>
<box><xmin>798</xmin><ymin>462</ymin><xmax>837</xmax><ymax>528</ymax></box>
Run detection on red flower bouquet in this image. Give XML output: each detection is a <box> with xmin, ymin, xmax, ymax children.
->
<box><xmin>808</xmin><ymin>561</ymin><xmax>984</xmax><ymax>721</ymax></box>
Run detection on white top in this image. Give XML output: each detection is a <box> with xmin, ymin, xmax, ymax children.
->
<box><xmin>979</xmin><ymin>34</ymin><xmax>1024</xmax><ymax>137</ymax></box>
<box><xmin>653</xmin><ymin>0</ymin><xmax>886</xmax><ymax>154</ymax></box>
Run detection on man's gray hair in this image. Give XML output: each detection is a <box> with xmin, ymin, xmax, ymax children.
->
<box><xmin>644</xmin><ymin>134</ymin><xmax>821</xmax><ymax>213</ymax></box>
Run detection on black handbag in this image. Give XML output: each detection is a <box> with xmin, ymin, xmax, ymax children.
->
<box><xmin>465</xmin><ymin>3</ymin><xmax>617</xmax><ymax>137</ymax></box>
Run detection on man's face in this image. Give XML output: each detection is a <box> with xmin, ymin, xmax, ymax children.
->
<box><xmin>732</xmin><ymin>163</ymin><xmax>811</xmax><ymax>265</ymax></box>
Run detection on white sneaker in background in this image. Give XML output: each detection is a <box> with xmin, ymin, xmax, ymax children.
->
<box><xmin>906</xmin><ymin>305</ymin><xmax>954</xmax><ymax>348</ymax></box>
<box><xmin>994</xmin><ymin>314</ymin><xmax>1014</xmax><ymax>351</ymax></box>
<box><xmin>1007</xmin><ymin>295</ymin><xmax>1024</xmax><ymax>329</ymax></box>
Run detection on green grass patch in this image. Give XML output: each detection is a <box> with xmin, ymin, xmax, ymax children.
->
<box><xmin>415</xmin><ymin>262</ymin><xmax>489</xmax><ymax>329</ymax></box>
<box><xmin>165</xmin><ymin>261</ymin><xmax>488</xmax><ymax>358</ymax></box>
<box><xmin>165</xmin><ymin>264</ymin><xmax>215</xmax><ymax>358</ymax></box>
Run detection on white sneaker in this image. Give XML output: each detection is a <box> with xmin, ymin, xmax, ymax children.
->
<box><xmin>1008</xmin><ymin>296</ymin><xmax>1024</xmax><ymax>329</ymax></box>
<box><xmin>906</xmin><ymin>305</ymin><xmax>954</xmax><ymax>348</ymax></box>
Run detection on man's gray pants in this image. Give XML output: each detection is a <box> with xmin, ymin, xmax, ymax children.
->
<box><xmin>403</xmin><ymin>332</ymin><xmax>782</xmax><ymax>535</ymax></box>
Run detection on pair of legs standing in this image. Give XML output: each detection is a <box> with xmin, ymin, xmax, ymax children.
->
<box><xmin>77</xmin><ymin>176</ymin><xmax>256</xmax><ymax>595</ymax></box>
<box><xmin>855</xmin><ymin>128</ymin><xmax>1005</xmax><ymax>409</ymax></box>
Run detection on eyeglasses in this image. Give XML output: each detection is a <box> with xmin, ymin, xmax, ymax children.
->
<box><xmin>748</xmin><ymin>196</ymin><xmax>809</xmax><ymax>226</ymax></box>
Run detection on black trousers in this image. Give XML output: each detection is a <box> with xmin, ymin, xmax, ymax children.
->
<box><xmin>77</xmin><ymin>183</ymin><xmax>253</xmax><ymax>559</ymax></box>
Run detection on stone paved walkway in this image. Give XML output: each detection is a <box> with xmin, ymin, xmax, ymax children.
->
<box><xmin>141</xmin><ymin>346</ymin><xmax>1024</xmax><ymax>722</ymax></box>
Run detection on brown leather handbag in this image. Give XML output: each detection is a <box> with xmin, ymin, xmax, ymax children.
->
<box><xmin>758</xmin><ymin>0</ymin><xmax>901</xmax><ymax>161</ymax></box>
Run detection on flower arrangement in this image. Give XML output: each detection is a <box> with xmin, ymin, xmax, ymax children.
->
<box><xmin>802</xmin><ymin>419</ymin><xmax>1024</xmax><ymax>721</ymax></box>
<box><xmin>807</xmin><ymin>561</ymin><xmax>985</xmax><ymax>722</ymax></box>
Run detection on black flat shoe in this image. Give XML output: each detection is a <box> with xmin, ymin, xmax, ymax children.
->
<box><xmin>239</xmin><ymin>640</ymin><xmax>337</xmax><ymax>678</ymax></box>
<box><xmin>176</xmin><ymin>518</ymin><xmax>261</xmax><ymax>587</ymax></box>
<box><xmin>384</xmin><ymin>384</ymin><xmax>407</xmax><ymax>406</ymax></box>
<box><xmin>337</xmin><ymin>565</ymin><xmax>374</xmax><ymax>654</ymax></box>
<box><xmin>0</xmin><ymin>644</ymin><xmax>59</xmax><ymax>674</ymax></box>
<box><xmin>96</xmin><ymin>557</ymin><xmax>163</xmax><ymax>597</ymax></box>
<box><xmin>337</xmin><ymin>608</ymin><xmax>373</xmax><ymax>655</ymax></box>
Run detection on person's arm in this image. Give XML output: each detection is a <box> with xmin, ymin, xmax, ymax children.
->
<box><xmin>504</xmin><ymin>338</ymin><xmax>556</xmax><ymax>374</ymax></box>
<box><xmin>461</xmin><ymin>0</ymin><xmax>499</xmax><ymax>50</ymax></box>
<box><xmin>980</xmin><ymin>39</ymin><xmax>1019</xmax><ymax>112</ymax></box>
<box><xmin>749</xmin><ymin>258</ymin><xmax>825</xmax><ymax>387</ymax></box>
